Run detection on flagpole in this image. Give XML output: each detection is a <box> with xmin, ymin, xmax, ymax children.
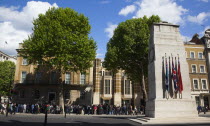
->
<box><xmin>175</xmin><ymin>56</ymin><xmax>177</xmax><ymax>99</ymax></box>
<box><xmin>168</xmin><ymin>56</ymin><xmax>171</xmax><ymax>96</ymax></box>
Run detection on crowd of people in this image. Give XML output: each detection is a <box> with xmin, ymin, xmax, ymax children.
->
<box><xmin>0</xmin><ymin>103</ymin><xmax>145</xmax><ymax>115</ymax></box>
<box><xmin>64</xmin><ymin>104</ymin><xmax>145</xmax><ymax>115</ymax></box>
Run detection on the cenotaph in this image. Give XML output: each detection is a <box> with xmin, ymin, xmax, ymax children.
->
<box><xmin>146</xmin><ymin>22</ymin><xmax>198</xmax><ymax>118</ymax></box>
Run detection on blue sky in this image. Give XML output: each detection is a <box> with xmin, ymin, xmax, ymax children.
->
<box><xmin>0</xmin><ymin>0</ymin><xmax>210</xmax><ymax>58</ymax></box>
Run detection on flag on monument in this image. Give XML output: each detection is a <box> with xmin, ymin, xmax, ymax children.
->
<box><xmin>178</xmin><ymin>57</ymin><xmax>183</xmax><ymax>93</ymax></box>
<box><xmin>175</xmin><ymin>57</ymin><xmax>178</xmax><ymax>92</ymax></box>
<box><xmin>172</xmin><ymin>57</ymin><xmax>178</xmax><ymax>92</ymax></box>
<box><xmin>165</xmin><ymin>57</ymin><xmax>169</xmax><ymax>91</ymax></box>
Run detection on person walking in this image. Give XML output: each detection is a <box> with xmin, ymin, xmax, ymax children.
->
<box><xmin>197</xmin><ymin>105</ymin><xmax>202</xmax><ymax>114</ymax></box>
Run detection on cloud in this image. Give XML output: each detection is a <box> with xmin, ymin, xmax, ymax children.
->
<box><xmin>199</xmin><ymin>25</ymin><xmax>210</xmax><ymax>36</ymax></box>
<box><xmin>181</xmin><ymin>35</ymin><xmax>191</xmax><ymax>42</ymax></box>
<box><xmin>0</xmin><ymin>1</ymin><xmax>58</xmax><ymax>55</ymax></box>
<box><xmin>104</xmin><ymin>23</ymin><xmax>118</xmax><ymax>38</ymax></box>
<box><xmin>199</xmin><ymin>0</ymin><xmax>208</xmax><ymax>2</ymax></box>
<box><xmin>99</xmin><ymin>1</ymin><xmax>110</xmax><ymax>4</ymax></box>
<box><xmin>130</xmin><ymin>0</ymin><xmax>188</xmax><ymax>24</ymax></box>
<box><xmin>119</xmin><ymin>5</ymin><xmax>136</xmax><ymax>16</ymax></box>
<box><xmin>0</xmin><ymin>22</ymin><xmax>29</xmax><ymax>55</ymax></box>
<box><xmin>96</xmin><ymin>53</ymin><xmax>105</xmax><ymax>58</ymax></box>
<box><xmin>187</xmin><ymin>12</ymin><xmax>210</xmax><ymax>25</ymax></box>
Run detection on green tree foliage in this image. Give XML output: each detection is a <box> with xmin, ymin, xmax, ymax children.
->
<box><xmin>20</xmin><ymin>7</ymin><xmax>96</xmax><ymax>112</ymax></box>
<box><xmin>104</xmin><ymin>15</ymin><xmax>161</xmax><ymax>100</ymax></box>
<box><xmin>21</xmin><ymin>7</ymin><xmax>97</xmax><ymax>73</ymax></box>
<box><xmin>0</xmin><ymin>61</ymin><xmax>15</xmax><ymax>96</ymax></box>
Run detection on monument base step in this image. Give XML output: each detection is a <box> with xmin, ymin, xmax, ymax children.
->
<box><xmin>129</xmin><ymin>116</ymin><xmax>210</xmax><ymax>125</ymax></box>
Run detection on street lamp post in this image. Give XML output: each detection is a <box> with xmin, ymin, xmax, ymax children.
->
<box><xmin>44</xmin><ymin>101</ymin><xmax>48</xmax><ymax>126</ymax></box>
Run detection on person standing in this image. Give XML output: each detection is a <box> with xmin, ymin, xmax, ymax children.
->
<box><xmin>12</xmin><ymin>103</ymin><xmax>16</xmax><ymax>115</ymax></box>
<box><xmin>23</xmin><ymin>104</ymin><xmax>26</xmax><ymax>113</ymax></box>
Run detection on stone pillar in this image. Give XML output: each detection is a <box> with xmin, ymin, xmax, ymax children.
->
<box><xmin>200</xmin><ymin>95</ymin><xmax>204</xmax><ymax>106</ymax></box>
<box><xmin>146</xmin><ymin>22</ymin><xmax>197</xmax><ymax>118</ymax></box>
<box><xmin>92</xmin><ymin>59</ymin><xmax>101</xmax><ymax>105</ymax></box>
<box><xmin>114</xmin><ymin>72</ymin><xmax>121</xmax><ymax>106</ymax></box>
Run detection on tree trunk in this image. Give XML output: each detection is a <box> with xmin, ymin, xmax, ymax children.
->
<box><xmin>141</xmin><ymin>74</ymin><xmax>147</xmax><ymax>101</ymax></box>
<box><xmin>141</xmin><ymin>63</ymin><xmax>147</xmax><ymax>103</ymax></box>
<box><xmin>58</xmin><ymin>70</ymin><xmax>65</xmax><ymax>115</ymax></box>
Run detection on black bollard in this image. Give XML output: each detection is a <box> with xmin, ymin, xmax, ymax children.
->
<box><xmin>44</xmin><ymin>105</ymin><xmax>48</xmax><ymax>126</ymax></box>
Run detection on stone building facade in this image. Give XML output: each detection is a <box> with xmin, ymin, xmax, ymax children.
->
<box><xmin>92</xmin><ymin>59</ymin><xmax>141</xmax><ymax>107</ymax></box>
<box><xmin>13</xmin><ymin>44</ymin><xmax>93</xmax><ymax>105</ymax></box>
<box><xmin>13</xmin><ymin>44</ymin><xmax>141</xmax><ymax>107</ymax></box>
<box><xmin>0</xmin><ymin>50</ymin><xmax>16</xmax><ymax>63</ymax></box>
<box><xmin>184</xmin><ymin>29</ymin><xmax>210</xmax><ymax>108</ymax></box>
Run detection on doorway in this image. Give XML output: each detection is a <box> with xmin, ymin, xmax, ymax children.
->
<box><xmin>204</xmin><ymin>96</ymin><xmax>209</xmax><ymax>109</ymax></box>
<box><xmin>48</xmin><ymin>92</ymin><xmax>56</xmax><ymax>104</ymax></box>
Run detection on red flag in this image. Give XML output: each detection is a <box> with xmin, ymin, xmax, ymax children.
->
<box><xmin>178</xmin><ymin>58</ymin><xmax>183</xmax><ymax>93</ymax></box>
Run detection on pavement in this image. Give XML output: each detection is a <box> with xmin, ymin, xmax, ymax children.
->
<box><xmin>129</xmin><ymin>112</ymin><xmax>210</xmax><ymax>125</ymax></box>
<box><xmin>0</xmin><ymin>112</ymin><xmax>209</xmax><ymax>126</ymax></box>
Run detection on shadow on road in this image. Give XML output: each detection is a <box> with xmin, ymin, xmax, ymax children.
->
<box><xmin>0</xmin><ymin>120</ymin><xmax>136</xmax><ymax>126</ymax></box>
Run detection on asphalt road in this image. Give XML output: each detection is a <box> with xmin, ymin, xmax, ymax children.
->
<box><xmin>0</xmin><ymin>113</ymin><xmax>210</xmax><ymax>126</ymax></box>
<box><xmin>0</xmin><ymin>114</ymin><xmax>139</xmax><ymax>126</ymax></box>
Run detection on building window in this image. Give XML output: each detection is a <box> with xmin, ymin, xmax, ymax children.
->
<box><xmin>20</xmin><ymin>90</ymin><xmax>25</xmax><ymax>98</ymax></box>
<box><xmin>195</xmin><ymin>96</ymin><xmax>200</xmax><ymax>106</ymax></box>
<box><xmin>105</xmin><ymin>80</ymin><xmax>111</xmax><ymax>94</ymax></box>
<box><xmin>193</xmin><ymin>79</ymin><xmax>199</xmax><ymax>90</ymax></box>
<box><xmin>198</xmin><ymin>52</ymin><xmax>203</xmax><ymax>59</ymax></box>
<box><xmin>22</xmin><ymin>58</ymin><xmax>28</xmax><ymax>65</ymax></box>
<box><xmin>50</xmin><ymin>72</ymin><xmax>56</xmax><ymax>84</ymax></box>
<box><xmin>201</xmin><ymin>79</ymin><xmax>207</xmax><ymax>90</ymax></box>
<box><xmin>80</xmin><ymin>73</ymin><xmax>86</xmax><ymax>84</ymax></box>
<box><xmin>191</xmin><ymin>65</ymin><xmax>197</xmax><ymax>73</ymax></box>
<box><xmin>80</xmin><ymin>91</ymin><xmax>85</xmax><ymax>99</ymax></box>
<box><xmin>105</xmin><ymin>71</ymin><xmax>112</xmax><ymax>76</ymax></box>
<box><xmin>35</xmin><ymin>72</ymin><xmax>42</xmax><ymax>83</ymax></box>
<box><xmin>103</xmin><ymin>100</ymin><xmax>110</xmax><ymax>104</ymax></box>
<box><xmin>21</xmin><ymin>71</ymin><xmax>27</xmax><ymax>83</ymax></box>
<box><xmin>190</xmin><ymin>52</ymin><xmax>195</xmax><ymax>59</ymax></box>
<box><xmin>65</xmin><ymin>72</ymin><xmax>71</xmax><ymax>84</ymax></box>
<box><xmin>200</xmin><ymin>65</ymin><xmax>205</xmax><ymax>73</ymax></box>
<box><xmin>34</xmin><ymin>90</ymin><xmax>40</xmax><ymax>99</ymax></box>
<box><xmin>125</xmin><ymin>80</ymin><xmax>131</xmax><ymax>94</ymax></box>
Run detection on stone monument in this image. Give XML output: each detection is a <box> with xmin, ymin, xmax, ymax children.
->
<box><xmin>146</xmin><ymin>22</ymin><xmax>197</xmax><ymax>118</ymax></box>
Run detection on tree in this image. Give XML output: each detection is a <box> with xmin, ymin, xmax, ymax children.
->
<box><xmin>104</xmin><ymin>15</ymin><xmax>161</xmax><ymax>104</ymax></box>
<box><xmin>21</xmin><ymin>7</ymin><xmax>97</xmax><ymax>113</ymax></box>
<box><xmin>0</xmin><ymin>61</ymin><xmax>15</xmax><ymax>97</ymax></box>
<box><xmin>0</xmin><ymin>60</ymin><xmax>15</xmax><ymax>116</ymax></box>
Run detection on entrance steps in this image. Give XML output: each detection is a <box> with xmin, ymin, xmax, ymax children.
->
<box><xmin>129</xmin><ymin>116</ymin><xmax>210</xmax><ymax>125</ymax></box>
